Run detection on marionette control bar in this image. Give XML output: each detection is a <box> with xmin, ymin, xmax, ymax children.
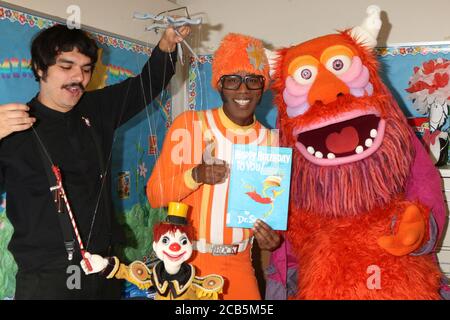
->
<box><xmin>133</xmin><ymin>13</ymin><xmax>202</xmax><ymax>31</ymax></box>
<box><xmin>133</xmin><ymin>11</ymin><xmax>202</xmax><ymax>62</ymax></box>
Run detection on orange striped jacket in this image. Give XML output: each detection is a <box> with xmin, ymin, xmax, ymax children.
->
<box><xmin>147</xmin><ymin>107</ymin><xmax>275</xmax><ymax>250</ymax></box>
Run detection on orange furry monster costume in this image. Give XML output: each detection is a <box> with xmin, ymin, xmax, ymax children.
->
<box><xmin>269</xmin><ymin>6</ymin><xmax>446</xmax><ymax>299</ymax></box>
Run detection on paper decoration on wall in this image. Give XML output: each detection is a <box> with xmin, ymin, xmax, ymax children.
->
<box><xmin>86</xmin><ymin>48</ymin><xmax>109</xmax><ymax>91</ymax></box>
<box><xmin>405</xmin><ymin>58</ymin><xmax>450</xmax><ymax>166</ymax></box>
<box><xmin>377</xmin><ymin>42</ymin><xmax>450</xmax><ymax>166</ymax></box>
<box><xmin>148</xmin><ymin>135</ymin><xmax>158</xmax><ymax>155</ymax></box>
<box><xmin>117</xmin><ymin>171</ymin><xmax>131</xmax><ymax>200</ymax></box>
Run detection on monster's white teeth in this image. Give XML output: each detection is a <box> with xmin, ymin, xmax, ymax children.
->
<box><xmin>302</xmin><ymin>125</ymin><xmax>381</xmax><ymax>160</ymax></box>
<box><xmin>234</xmin><ymin>99</ymin><xmax>250</xmax><ymax>106</ymax></box>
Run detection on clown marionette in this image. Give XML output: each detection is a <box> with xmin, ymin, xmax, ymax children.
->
<box><xmin>266</xmin><ymin>5</ymin><xmax>449</xmax><ymax>299</ymax></box>
<box><xmin>81</xmin><ymin>202</ymin><xmax>224</xmax><ymax>300</ymax></box>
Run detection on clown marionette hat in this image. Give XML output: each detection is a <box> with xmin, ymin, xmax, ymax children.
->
<box><xmin>166</xmin><ymin>202</ymin><xmax>189</xmax><ymax>225</ymax></box>
<box><xmin>211</xmin><ymin>33</ymin><xmax>270</xmax><ymax>91</ymax></box>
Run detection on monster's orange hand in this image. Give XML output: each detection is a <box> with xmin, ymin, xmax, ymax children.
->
<box><xmin>377</xmin><ymin>205</ymin><xmax>426</xmax><ymax>256</ymax></box>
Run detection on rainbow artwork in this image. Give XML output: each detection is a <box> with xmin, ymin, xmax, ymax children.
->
<box><xmin>0</xmin><ymin>58</ymin><xmax>34</xmax><ymax>79</ymax></box>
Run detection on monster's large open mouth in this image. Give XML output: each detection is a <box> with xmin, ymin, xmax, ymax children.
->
<box><xmin>293</xmin><ymin>111</ymin><xmax>386</xmax><ymax>166</ymax></box>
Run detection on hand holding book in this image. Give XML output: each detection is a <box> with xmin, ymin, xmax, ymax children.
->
<box><xmin>192</xmin><ymin>141</ymin><xmax>230</xmax><ymax>185</ymax></box>
<box><xmin>253</xmin><ymin>219</ymin><xmax>282</xmax><ymax>251</ymax></box>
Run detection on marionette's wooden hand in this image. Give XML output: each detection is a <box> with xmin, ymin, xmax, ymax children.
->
<box><xmin>0</xmin><ymin>103</ymin><xmax>36</xmax><ymax>139</ymax></box>
<box><xmin>192</xmin><ymin>141</ymin><xmax>229</xmax><ymax>185</ymax></box>
<box><xmin>377</xmin><ymin>205</ymin><xmax>426</xmax><ymax>256</ymax></box>
<box><xmin>253</xmin><ymin>219</ymin><xmax>281</xmax><ymax>251</ymax></box>
<box><xmin>80</xmin><ymin>252</ymin><xmax>108</xmax><ymax>275</ymax></box>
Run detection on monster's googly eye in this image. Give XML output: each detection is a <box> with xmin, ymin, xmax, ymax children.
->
<box><xmin>288</xmin><ymin>55</ymin><xmax>319</xmax><ymax>86</ymax></box>
<box><xmin>325</xmin><ymin>55</ymin><xmax>352</xmax><ymax>75</ymax></box>
<box><xmin>320</xmin><ymin>45</ymin><xmax>355</xmax><ymax>76</ymax></box>
<box><xmin>293</xmin><ymin>65</ymin><xmax>318</xmax><ymax>85</ymax></box>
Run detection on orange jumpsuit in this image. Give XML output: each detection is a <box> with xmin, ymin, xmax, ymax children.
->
<box><xmin>147</xmin><ymin>107</ymin><xmax>274</xmax><ymax>300</ymax></box>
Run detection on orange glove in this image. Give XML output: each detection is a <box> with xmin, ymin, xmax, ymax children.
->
<box><xmin>377</xmin><ymin>205</ymin><xmax>426</xmax><ymax>256</ymax></box>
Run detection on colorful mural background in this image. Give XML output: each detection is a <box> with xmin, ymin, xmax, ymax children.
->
<box><xmin>376</xmin><ymin>43</ymin><xmax>450</xmax><ymax>117</ymax></box>
<box><xmin>377</xmin><ymin>43</ymin><xmax>450</xmax><ymax>166</ymax></box>
<box><xmin>0</xmin><ymin>4</ymin><xmax>169</xmax><ymax>299</ymax></box>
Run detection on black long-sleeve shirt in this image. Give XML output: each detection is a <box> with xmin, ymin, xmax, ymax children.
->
<box><xmin>0</xmin><ymin>45</ymin><xmax>177</xmax><ymax>273</ymax></box>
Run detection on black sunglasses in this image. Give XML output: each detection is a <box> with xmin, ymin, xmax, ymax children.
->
<box><xmin>219</xmin><ymin>74</ymin><xmax>265</xmax><ymax>90</ymax></box>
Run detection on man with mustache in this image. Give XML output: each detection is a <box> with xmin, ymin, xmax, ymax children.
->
<box><xmin>0</xmin><ymin>23</ymin><xmax>189</xmax><ymax>299</ymax></box>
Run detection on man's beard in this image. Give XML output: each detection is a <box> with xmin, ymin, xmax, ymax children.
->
<box><xmin>289</xmin><ymin>115</ymin><xmax>414</xmax><ymax>217</ymax></box>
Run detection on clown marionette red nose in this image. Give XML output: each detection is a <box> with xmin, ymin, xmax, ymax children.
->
<box><xmin>80</xmin><ymin>202</ymin><xmax>224</xmax><ymax>300</ymax></box>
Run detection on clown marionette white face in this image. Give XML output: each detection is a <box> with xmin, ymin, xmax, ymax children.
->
<box><xmin>152</xmin><ymin>226</ymin><xmax>193</xmax><ymax>275</ymax></box>
<box><xmin>80</xmin><ymin>223</ymin><xmax>194</xmax><ymax>277</ymax></box>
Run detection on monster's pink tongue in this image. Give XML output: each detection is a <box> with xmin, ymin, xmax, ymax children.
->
<box><xmin>325</xmin><ymin>127</ymin><xmax>359</xmax><ymax>154</ymax></box>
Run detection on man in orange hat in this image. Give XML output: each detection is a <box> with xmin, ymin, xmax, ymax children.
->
<box><xmin>147</xmin><ymin>33</ymin><xmax>281</xmax><ymax>299</ymax></box>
